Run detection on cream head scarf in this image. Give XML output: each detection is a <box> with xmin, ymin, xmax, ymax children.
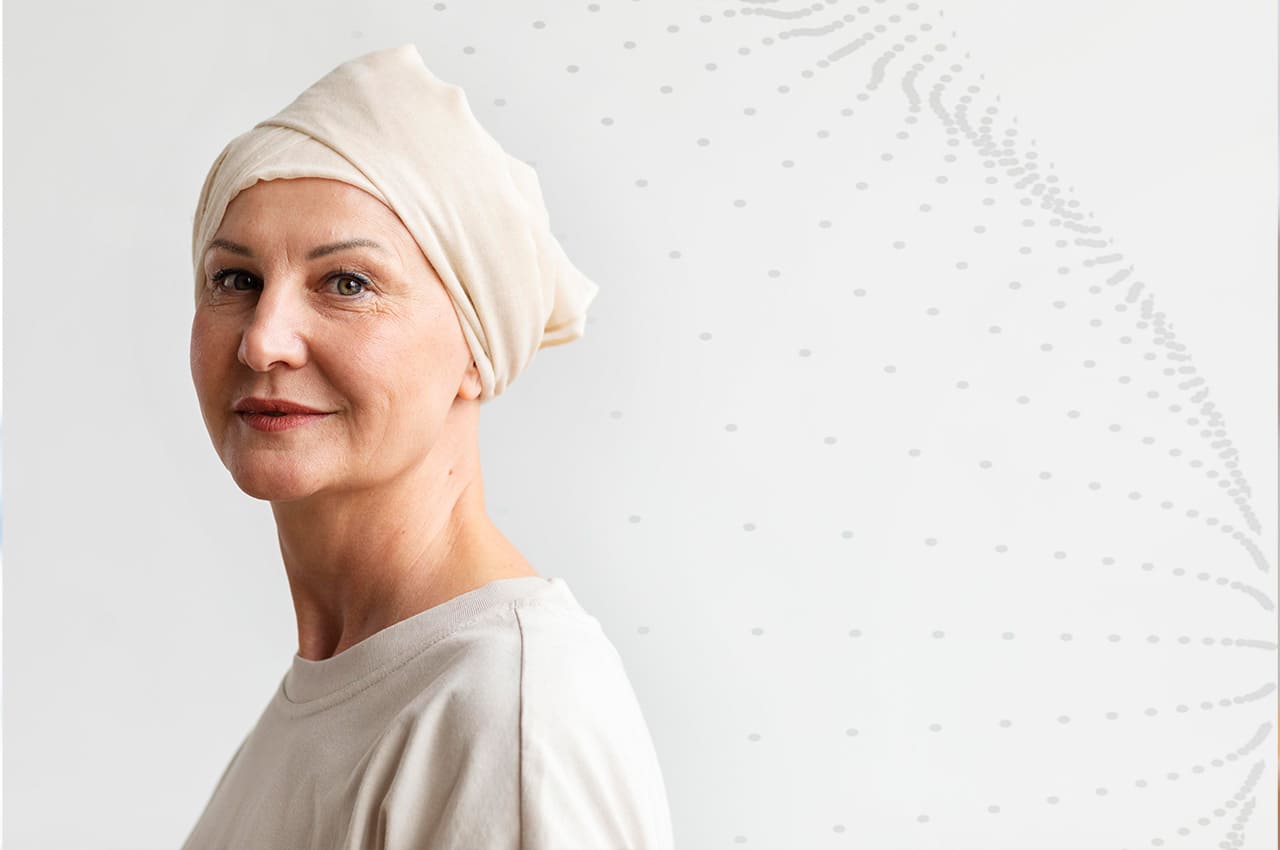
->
<box><xmin>190</xmin><ymin>43</ymin><xmax>599</xmax><ymax>403</ymax></box>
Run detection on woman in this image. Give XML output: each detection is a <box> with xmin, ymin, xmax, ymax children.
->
<box><xmin>180</xmin><ymin>44</ymin><xmax>674</xmax><ymax>850</ymax></box>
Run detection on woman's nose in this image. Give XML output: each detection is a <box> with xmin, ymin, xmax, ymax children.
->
<box><xmin>238</xmin><ymin>284</ymin><xmax>310</xmax><ymax>372</ymax></box>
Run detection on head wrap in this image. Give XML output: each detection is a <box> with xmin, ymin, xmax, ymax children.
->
<box><xmin>190</xmin><ymin>43</ymin><xmax>599</xmax><ymax>403</ymax></box>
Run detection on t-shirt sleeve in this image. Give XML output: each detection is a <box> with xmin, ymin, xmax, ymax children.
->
<box><xmin>516</xmin><ymin>600</ymin><xmax>676</xmax><ymax>850</ymax></box>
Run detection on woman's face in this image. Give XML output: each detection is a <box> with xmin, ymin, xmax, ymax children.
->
<box><xmin>190</xmin><ymin>177</ymin><xmax>481</xmax><ymax>502</ymax></box>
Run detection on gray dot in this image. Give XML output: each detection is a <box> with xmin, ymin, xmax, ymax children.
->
<box><xmin>987</xmin><ymin>805</ymin><xmax>1001</xmax><ymax>814</ymax></box>
<box><xmin>929</xmin><ymin>723</ymin><xmax>942</xmax><ymax>732</ymax></box>
<box><xmin>1058</xmin><ymin>715</ymin><xmax>1070</xmax><ymax>724</ymax></box>
<box><xmin>916</xmin><ymin>814</ymin><xmax>930</xmax><ymax>823</ymax></box>
<box><xmin>637</xmin><ymin>625</ymin><xmax>649</xmax><ymax>634</ymax></box>
<box><xmin>798</xmin><ymin>348</ymin><xmax>811</xmax><ymax>357</ymax></box>
<box><xmin>931</xmin><ymin>630</ymin><xmax>945</xmax><ymax>638</ymax></box>
<box><xmin>1096</xmin><ymin>787</ymin><xmax>1108</xmax><ymax>796</ymax></box>
<box><xmin>725</xmin><ymin>423</ymin><xmax>737</xmax><ymax>431</ymax></box>
<box><xmin>668</xmin><ymin>250</ymin><xmax>681</xmax><ymax>259</ymax></box>
<box><xmin>600</xmin><ymin>117</ymin><xmax>613</xmax><ymax>126</ymax></box>
<box><xmin>609</xmin><ymin>410</ymin><xmax>623</xmax><ymax>419</ymax></box>
<box><xmin>847</xmin><ymin>628</ymin><xmax>862</xmax><ymax>637</ymax></box>
<box><xmin>833</xmin><ymin>824</ymin><xmax>846</xmax><ymax>833</ymax></box>
<box><xmin>697</xmin><ymin>137</ymin><xmax>710</xmax><ymax>147</ymax></box>
<box><xmin>747</xmin><ymin>732</ymin><xmax>761</xmax><ymax>741</ymax></box>
<box><xmin>567</xmin><ymin>64</ymin><xmax>579</xmax><ymax>73</ymax></box>
<box><xmin>824</xmin><ymin>436</ymin><xmax>837</xmax><ymax>445</ymax></box>
<box><xmin>845</xmin><ymin>727</ymin><xmax>859</xmax><ymax>736</ymax></box>
<box><xmin>533</xmin><ymin>19</ymin><xmax>546</xmax><ymax>28</ymax></box>
<box><xmin>751</xmin><ymin>626</ymin><xmax>764</xmax><ymax>635</ymax></box>
<box><xmin>1002</xmin><ymin>631</ymin><xmax>1015</xmax><ymax>640</ymax></box>
<box><xmin>999</xmin><ymin>719</ymin><xmax>1012</xmax><ymax>728</ymax></box>
<box><xmin>1047</xmin><ymin>796</ymin><xmax>1059</xmax><ymax>804</ymax></box>
<box><xmin>660</xmin><ymin>85</ymin><xmax>673</xmax><ymax>94</ymax></box>
<box><xmin>462</xmin><ymin>46</ymin><xmax>476</xmax><ymax>54</ymax></box>
<box><xmin>1060</xmin><ymin>633</ymin><xmax>1073</xmax><ymax>641</ymax></box>
<box><xmin>743</xmin><ymin>522</ymin><xmax>756</xmax><ymax>532</ymax></box>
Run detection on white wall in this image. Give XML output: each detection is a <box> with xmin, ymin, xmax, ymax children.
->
<box><xmin>3</xmin><ymin>1</ymin><xmax>1276</xmax><ymax>847</ymax></box>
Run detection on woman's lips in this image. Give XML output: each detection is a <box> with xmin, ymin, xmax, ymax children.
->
<box><xmin>238</xmin><ymin>411</ymin><xmax>332</xmax><ymax>433</ymax></box>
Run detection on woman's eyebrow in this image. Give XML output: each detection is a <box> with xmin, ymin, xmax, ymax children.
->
<box><xmin>204</xmin><ymin>237</ymin><xmax>389</xmax><ymax>260</ymax></box>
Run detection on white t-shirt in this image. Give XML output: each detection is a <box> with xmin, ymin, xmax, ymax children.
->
<box><xmin>179</xmin><ymin>575</ymin><xmax>675</xmax><ymax>850</ymax></box>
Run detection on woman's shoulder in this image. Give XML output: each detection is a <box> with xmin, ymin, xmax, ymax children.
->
<box><xmin>392</xmin><ymin>576</ymin><xmax>605</xmax><ymax>716</ymax></box>
<box><xmin>417</xmin><ymin>576</ymin><xmax>639</xmax><ymax>719</ymax></box>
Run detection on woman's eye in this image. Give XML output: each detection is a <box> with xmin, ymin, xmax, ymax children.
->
<box><xmin>333</xmin><ymin>274</ymin><xmax>369</xmax><ymax>297</ymax></box>
<box><xmin>209</xmin><ymin>269</ymin><xmax>258</xmax><ymax>292</ymax></box>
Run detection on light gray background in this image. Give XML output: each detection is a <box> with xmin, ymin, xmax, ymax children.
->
<box><xmin>3</xmin><ymin>1</ymin><xmax>1277</xmax><ymax>848</ymax></box>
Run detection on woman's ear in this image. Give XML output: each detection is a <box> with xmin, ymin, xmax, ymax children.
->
<box><xmin>458</xmin><ymin>358</ymin><xmax>483</xmax><ymax>401</ymax></box>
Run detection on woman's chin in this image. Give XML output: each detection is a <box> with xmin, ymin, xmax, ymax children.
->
<box><xmin>226</xmin><ymin>462</ymin><xmax>325</xmax><ymax>503</ymax></box>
